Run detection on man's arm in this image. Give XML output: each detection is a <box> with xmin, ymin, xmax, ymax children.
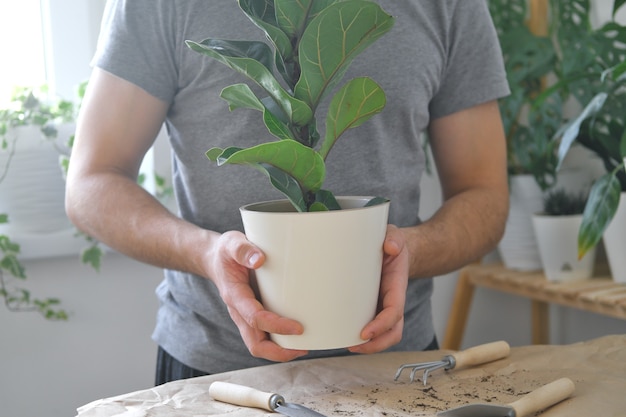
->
<box><xmin>66</xmin><ymin>68</ymin><xmax>307</xmax><ymax>361</ymax></box>
<box><xmin>350</xmin><ymin>100</ymin><xmax>508</xmax><ymax>353</ymax></box>
<box><xmin>66</xmin><ymin>68</ymin><xmax>196</xmax><ymax>271</ymax></box>
<box><xmin>402</xmin><ymin>100</ymin><xmax>509</xmax><ymax>279</ymax></box>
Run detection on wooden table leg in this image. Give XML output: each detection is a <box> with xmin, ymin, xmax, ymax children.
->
<box><xmin>442</xmin><ymin>268</ymin><xmax>476</xmax><ymax>350</ymax></box>
<box><xmin>531</xmin><ymin>300</ymin><xmax>549</xmax><ymax>344</ymax></box>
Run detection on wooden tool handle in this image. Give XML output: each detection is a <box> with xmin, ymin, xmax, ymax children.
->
<box><xmin>509</xmin><ymin>378</ymin><xmax>575</xmax><ymax>417</ymax></box>
<box><xmin>209</xmin><ymin>381</ymin><xmax>281</xmax><ymax>411</ymax></box>
<box><xmin>451</xmin><ymin>340</ymin><xmax>511</xmax><ymax>369</ymax></box>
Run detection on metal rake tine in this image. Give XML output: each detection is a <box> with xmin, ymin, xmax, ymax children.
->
<box><xmin>421</xmin><ymin>362</ymin><xmax>448</xmax><ymax>386</ymax></box>
<box><xmin>394</xmin><ymin>361</ymin><xmax>443</xmax><ymax>381</ymax></box>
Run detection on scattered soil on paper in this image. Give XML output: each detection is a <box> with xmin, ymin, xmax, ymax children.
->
<box><xmin>304</xmin><ymin>371</ymin><xmax>543</xmax><ymax>417</ymax></box>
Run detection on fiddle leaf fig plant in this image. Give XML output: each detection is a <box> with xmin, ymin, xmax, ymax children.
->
<box><xmin>186</xmin><ymin>0</ymin><xmax>394</xmax><ymax>212</ymax></box>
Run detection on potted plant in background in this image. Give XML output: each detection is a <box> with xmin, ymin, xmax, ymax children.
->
<box><xmin>489</xmin><ymin>0</ymin><xmax>620</xmax><ymax>271</ymax></box>
<box><xmin>0</xmin><ymin>86</ymin><xmax>76</xmax><ymax>320</ymax></box>
<box><xmin>0</xmin><ymin>86</ymin><xmax>75</xmax><ymax>235</ymax></box>
<box><xmin>489</xmin><ymin>0</ymin><xmax>590</xmax><ymax>270</ymax></box>
<box><xmin>0</xmin><ymin>82</ymin><xmax>175</xmax><ymax>320</ymax></box>
<box><xmin>547</xmin><ymin>0</ymin><xmax>626</xmax><ymax>283</ymax></box>
<box><xmin>186</xmin><ymin>0</ymin><xmax>394</xmax><ymax>350</ymax></box>
<box><xmin>532</xmin><ymin>188</ymin><xmax>595</xmax><ymax>282</ymax></box>
<box><xmin>556</xmin><ymin>60</ymin><xmax>626</xmax><ymax>283</ymax></box>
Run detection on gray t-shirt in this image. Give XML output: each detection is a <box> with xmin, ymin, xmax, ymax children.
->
<box><xmin>94</xmin><ymin>0</ymin><xmax>509</xmax><ymax>373</ymax></box>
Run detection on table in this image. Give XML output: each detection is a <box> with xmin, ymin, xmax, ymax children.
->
<box><xmin>442</xmin><ymin>262</ymin><xmax>626</xmax><ymax>350</ymax></box>
<box><xmin>77</xmin><ymin>335</ymin><xmax>626</xmax><ymax>417</ymax></box>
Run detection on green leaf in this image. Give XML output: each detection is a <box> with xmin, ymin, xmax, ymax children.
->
<box><xmin>206</xmin><ymin>147</ymin><xmax>226</xmax><ymax>162</ymax></box>
<box><xmin>237</xmin><ymin>0</ymin><xmax>295</xmax><ymax>84</ymax></box>
<box><xmin>82</xmin><ymin>245</ymin><xmax>103</xmax><ymax>272</ymax></box>
<box><xmin>59</xmin><ymin>155</ymin><xmax>70</xmax><ymax>178</ymax></box>
<box><xmin>220</xmin><ymin>84</ymin><xmax>266</xmax><ymax>112</ymax></box>
<box><xmin>0</xmin><ymin>213</ymin><xmax>7</xmax><ymax>224</ymax></box>
<box><xmin>208</xmin><ymin>140</ymin><xmax>326</xmax><ymax>192</ymax></box>
<box><xmin>0</xmin><ymin>235</ymin><xmax>20</xmax><ymax>254</ymax></box>
<box><xmin>556</xmin><ymin>92</ymin><xmax>608</xmax><ymax>169</ymax></box>
<box><xmin>220</xmin><ymin>84</ymin><xmax>295</xmax><ymax>140</ymax></box>
<box><xmin>620</xmin><ymin>127</ymin><xmax>626</xmax><ymax>159</ymax></box>
<box><xmin>274</xmin><ymin>0</ymin><xmax>337</xmax><ymax>39</ymax></box>
<box><xmin>308</xmin><ymin>202</ymin><xmax>329</xmax><ymax>211</ymax></box>
<box><xmin>488</xmin><ymin>0</ymin><xmax>527</xmax><ymax>36</ymax></box>
<box><xmin>320</xmin><ymin>77</ymin><xmax>386</xmax><ymax>159</ymax></box>
<box><xmin>261</xmin><ymin>165</ymin><xmax>306</xmax><ymax>212</ymax></box>
<box><xmin>313</xmin><ymin>189</ymin><xmax>341</xmax><ymax>210</ymax></box>
<box><xmin>262</xmin><ymin>110</ymin><xmax>295</xmax><ymax>140</ymax></box>
<box><xmin>614</xmin><ymin>0</ymin><xmax>626</xmax><ymax>17</ymax></box>
<box><xmin>294</xmin><ymin>0</ymin><xmax>394</xmax><ymax>110</ymax></box>
<box><xmin>0</xmin><ymin>254</ymin><xmax>26</xmax><ymax>279</ymax></box>
<box><xmin>578</xmin><ymin>173</ymin><xmax>621</xmax><ymax>258</ymax></box>
<box><xmin>186</xmin><ymin>39</ymin><xmax>313</xmax><ymax>126</ymax></box>
<box><xmin>365</xmin><ymin>196</ymin><xmax>389</xmax><ymax>207</ymax></box>
<box><xmin>237</xmin><ymin>0</ymin><xmax>276</xmax><ymax>25</ymax></box>
<box><xmin>600</xmin><ymin>57</ymin><xmax>626</xmax><ymax>83</ymax></box>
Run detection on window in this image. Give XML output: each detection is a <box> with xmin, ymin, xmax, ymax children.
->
<box><xmin>0</xmin><ymin>0</ymin><xmax>47</xmax><ymax>106</ymax></box>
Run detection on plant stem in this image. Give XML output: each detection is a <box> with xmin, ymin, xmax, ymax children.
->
<box><xmin>0</xmin><ymin>137</ymin><xmax>17</xmax><ymax>183</ymax></box>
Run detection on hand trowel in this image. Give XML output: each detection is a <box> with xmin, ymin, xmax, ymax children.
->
<box><xmin>437</xmin><ymin>377</ymin><xmax>575</xmax><ymax>417</ymax></box>
<box><xmin>209</xmin><ymin>381</ymin><xmax>327</xmax><ymax>417</ymax></box>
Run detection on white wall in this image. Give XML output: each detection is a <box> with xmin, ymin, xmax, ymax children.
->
<box><xmin>0</xmin><ymin>253</ymin><xmax>163</xmax><ymax>417</ymax></box>
<box><xmin>0</xmin><ymin>2</ymin><xmax>624</xmax><ymax>417</ymax></box>
<box><xmin>1</xmin><ymin>2</ymin><xmax>165</xmax><ymax>417</ymax></box>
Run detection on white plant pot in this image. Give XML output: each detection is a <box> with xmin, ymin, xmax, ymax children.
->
<box><xmin>0</xmin><ymin>125</ymin><xmax>72</xmax><ymax>234</ymax></box>
<box><xmin>498</xmin><ymin>171</ymin><xmax>591</xmax><ymax>271</ymax></box>
<box><xmin>532</xmin><ymin>214</ymin><xmax>597</xmax><ymax>282</ymax></box>
<box><xmin>603</xmin><ymin>191</ymin><xmax>626</xmax><ymax>284</ymax></box>
<box><xmin>240</xmin><ymin>197</ymin><xmax>389</xmax><ymax>350</ymax></box>
<box><xmin>498</xmin><ymin>175</ymin><xmax>548</xmax><ymax>270</ymax></box>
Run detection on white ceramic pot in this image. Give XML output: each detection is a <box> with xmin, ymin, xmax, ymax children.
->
<box><xmin>498</xmin><ymin>171</ymin><xmax>592</xmax><ymax>271</ymax></box>
<box><xmin>0</xmin><ymin>125</ymin><xmax>72</xmax><ymax>234</ymax></box>
<box><xmin>498</xmin><ymin>175</ymin><xmax>546</xmax><ymax>270</ymax></box>
<box><xmin>603</xmin><ymin>191</ymin><xmax>626</xmax><ymax>284</ymax></box>
<box><xmin>532</xmin><ymin>214</ymin><xmax>597</xmax><ymax>282</ymax></box>
<box><xmin>240</xmin><ymin>197</ymin><xmax>389</xmax><ymax>350</ymax></box>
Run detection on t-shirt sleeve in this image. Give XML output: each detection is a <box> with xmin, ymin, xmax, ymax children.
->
<box><xmin>429</xmin><ymin>0</ymin><xmax>510</xmax><ymax>120</ymax></box>
<box><xmin>92</xmin><ymin>0</ymin><xmax>178</xmax><ymax>103</ymax></box>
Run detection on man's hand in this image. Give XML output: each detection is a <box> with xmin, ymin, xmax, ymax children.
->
<box><xmin>208</xmin><ymin>231</ymin><xmax>309</xmax><ymax>362</ymax></box>
<box><xmin>349</xmin><ymin>224</ymin><xmax>408</xmax><ymax>354</ymax></box>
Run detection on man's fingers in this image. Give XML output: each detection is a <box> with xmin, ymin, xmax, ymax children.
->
<box><xmin>383</xmin><ymin>224</ymin><xmax>405</xmax><ymax>256</ymax></box>
<box><xmin>229</xmin><ymin>231</ymin><xmax>265</xmax><ymax>269</ymax></box>
<box><xmin>228</xmin><ymin>306</ymin><xmax>308</xmax><ymax>362</ymax></box>
<box><xmin>348</xmin><ymin>318</ymin><xmax>404</xmax><ymax>354</ymax></box>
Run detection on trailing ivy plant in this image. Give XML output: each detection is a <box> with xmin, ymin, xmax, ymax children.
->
<box><xmin>0</xmin><ymin>214</ymin><xmax>68</xmax><ymax>320</ymax></box>
<box><xmin>186</xmin><ymin>0</ymin><xmax>393</xmax><ymax>212</ymax></box>
<box><xmin>0</xmin><ymin>86</ymin><xmax>77</xmax><ymax>320</ymax></box>
<box><xmin>0</xmin><ymin>83</ymin><xmax>175</xmax><ymax>320</ymax></box>
<box><xmin>0</xmin><ymin>86</ymin><xmax>74</xmax><ymax>182</ymax></box>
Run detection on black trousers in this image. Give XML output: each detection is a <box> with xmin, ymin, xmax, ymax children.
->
<box><xmin>155</xmin><ymin>336</ymin><xmax>439</xmax><ymax>386</ymax></box>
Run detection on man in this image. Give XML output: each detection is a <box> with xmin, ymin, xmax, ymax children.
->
<box><xmin>66</xmin><ymin>0</ymin><xmax>509</xmax><ymax>384</ymax></box>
